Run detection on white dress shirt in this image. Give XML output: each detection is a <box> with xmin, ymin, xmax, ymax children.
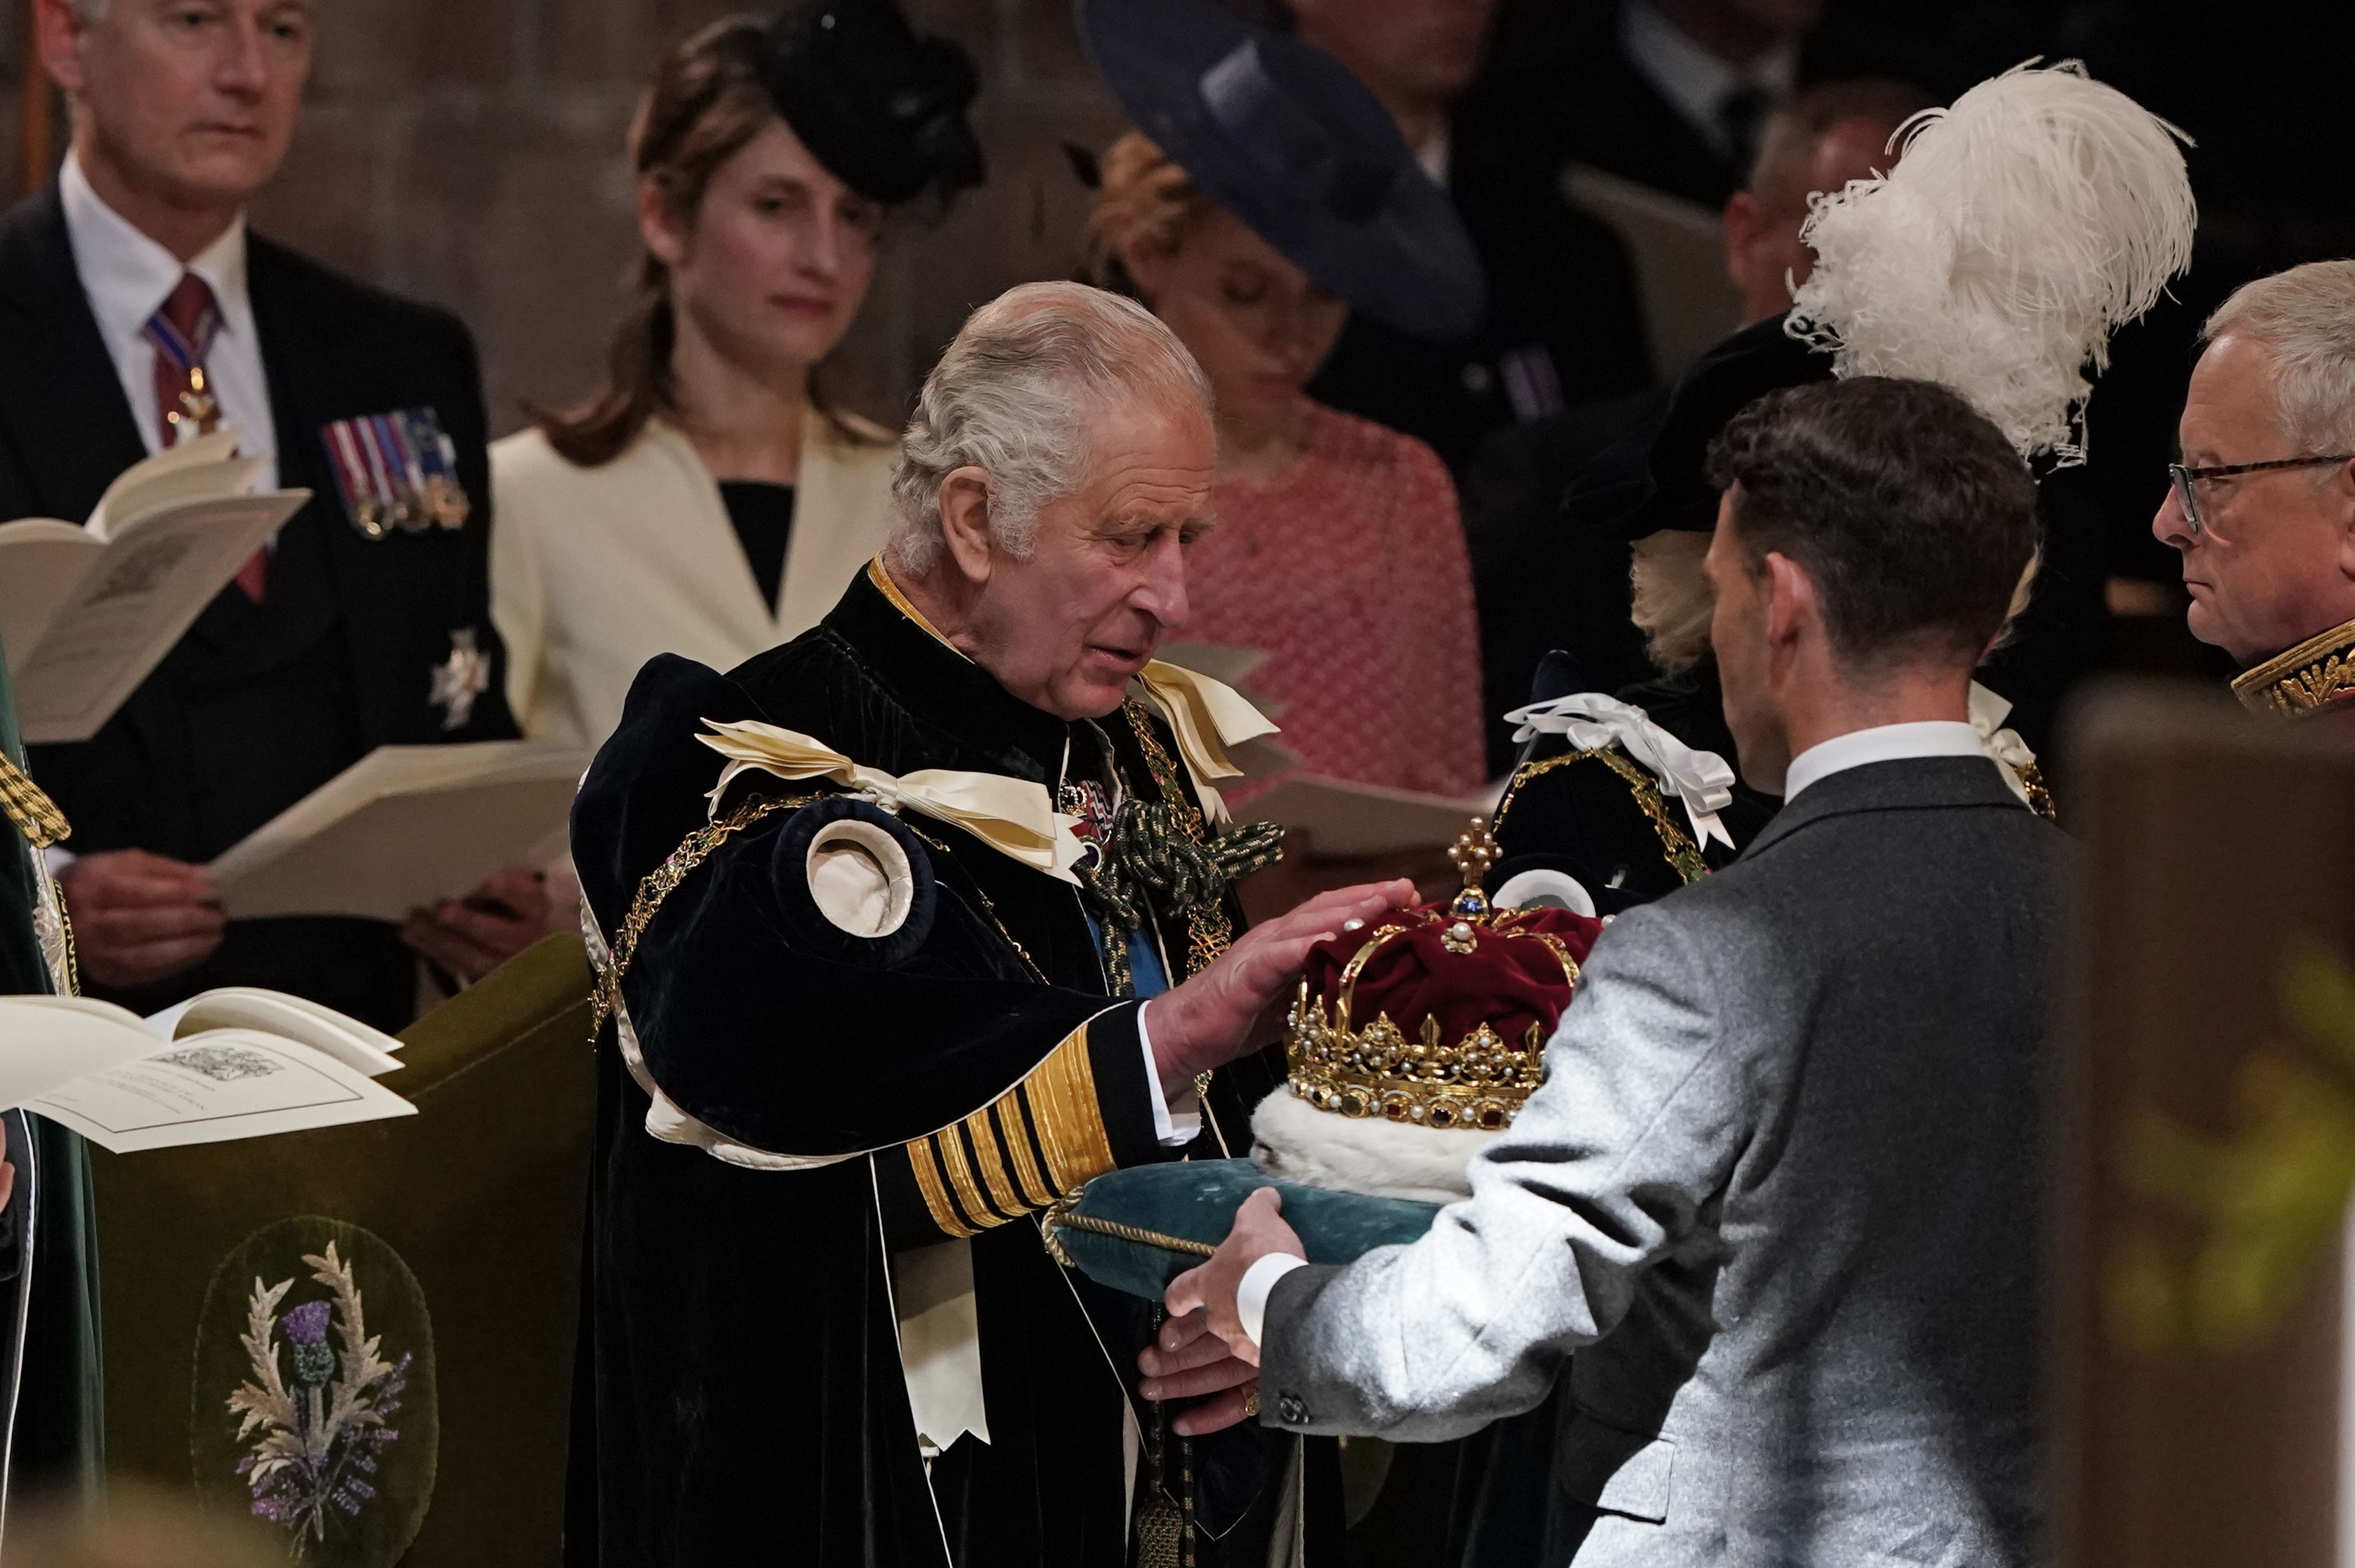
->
<box><xmin>1620</xmin><ymin>1</ymin><xmax>1799</xmax><ymax>162</ymax></box>
<box><xmin>1136</xmin><ymin>1003</ymin><xmax>1200</xmax><ymax>1148</ymax></box>
<box><xmin>59</xmin><ymin>151</ymin><xmax>278</xmax><ymax>488</ymax></box>
<box><xmin>1236</xmin><ymin>717</ymin><xmax>1996</xmax><ymax>1348</ymax></box>
<box><xmin>1781</xmin><ymin>720</ymin><xmax>1986</xmax><ymax>801</ymax></box>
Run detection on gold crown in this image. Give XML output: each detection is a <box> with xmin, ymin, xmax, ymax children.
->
<box><xmin>1281</xmin><ymin>819</ymin><xmax>1578</xmax><ymax>1132</ymax></box>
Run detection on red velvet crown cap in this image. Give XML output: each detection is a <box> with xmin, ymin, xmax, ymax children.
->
<box><xmin>1302</xmin><ymin>902</ymin><xmax>1603</xmax><ymax>1050</ymax></box>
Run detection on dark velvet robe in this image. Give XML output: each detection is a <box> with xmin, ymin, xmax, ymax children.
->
<box><xmin>0</xmin><ymin>652</ymin><xmax>103</xmax><ymax>1515</ymax></box>
<box><xmin>1486</xmin><ymin>655</ymin><xmax>1771</xmax><ymax>924</ymax></box>
<box><xmin>565</xmin><ymin>565</ymin><xmax>1332</xmax><ymax>1567</ymax></box>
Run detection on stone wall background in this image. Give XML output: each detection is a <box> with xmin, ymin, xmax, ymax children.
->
<box><xmin>6</xmin><ymin>0</ymin><xmax>1131</xmax><ymax>439</ymax></box>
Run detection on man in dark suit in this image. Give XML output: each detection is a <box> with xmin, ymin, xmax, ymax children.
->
<box><xmin>1288</xmin><ymin>0</ymin><xmax>1654</xmax><ymax>478</ymax></box>
<box><xmin>7</xmin><ymin>0</ymin><xmax>546</xmax><ymax>1033</ymax></box>
<box><xmin>1167</xmin><ymin>377</ymin><xmax>2065</xmax><ymax>1565</ymax></box>
<box><xmin>1464</xmin><ymin>0</ymin><xmax>1824</xmax><ymax>216</ymax></box>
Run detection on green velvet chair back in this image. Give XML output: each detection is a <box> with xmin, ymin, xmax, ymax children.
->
<box><xmin>94</xmin><ymin>934</ymin><xmax>594</xmax><ymax>1566</ymax></box>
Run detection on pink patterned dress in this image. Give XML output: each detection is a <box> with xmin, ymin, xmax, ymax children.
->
<box><xmin>1183</xmin><ymin>404</ymin><xmax>1486</xmax><ymax>796</ymax></box>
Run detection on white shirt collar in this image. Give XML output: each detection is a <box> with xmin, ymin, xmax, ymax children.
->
<box><xmin>1781</xmin><ymin>720</ymin><xmax>1985</xmax><ymax>801</ymax></box>
<box><xmin>1620</xmin><ymin>2</ymin><xmax>1799</xmax><ymax>155</ymax></box>
<box><xmin>60</xmin><ymin>150</ymin><xmax>251</xmax><ymax>350</ymax></box>
<box><xmin>1415</xmin><ymin>126</ymin><xmax>1452</xmax><ymax>186</ymax></box>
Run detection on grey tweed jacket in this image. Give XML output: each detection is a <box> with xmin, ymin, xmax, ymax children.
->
<box><xmin>1258</xmin><ymin>755</ymin><xmax>2067</xmax><ymax>1567</ymax></box>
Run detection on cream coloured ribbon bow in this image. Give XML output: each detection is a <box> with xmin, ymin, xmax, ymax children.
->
<box><xmin>1968</xmin><ymin>681</ymin><xmax>2038</xmax><ymax>807</ymax></box>
<box><xmin>1505</xmin><ymin>691</ymin><xmax>1739</xmax><ymax>850</ymax></box>
<box><xmin>698</xmin><ymin>718</ymin><xmax>1086</xmax><ymax>884</ymax></box>
<box><xmin>1134</xmin><ymin>660</ymin><xmax>1281</xmax><ymax>824</ymax></box>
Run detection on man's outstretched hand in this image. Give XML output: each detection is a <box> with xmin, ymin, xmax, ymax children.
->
<box><xmin>1141</xmin><ymin>880</ymin><xmax>1413</xmax><ymax>1094</ymax></box>
<box><xmin>1168</xmin><ymin>1188</ymin><xmax>1305</xmax><ymax>1364</ymax></box>
<box><xmin>1139</xmin><ymin>1309</ymin><xmax>1260</xmax><ymax>1437</ymax></box>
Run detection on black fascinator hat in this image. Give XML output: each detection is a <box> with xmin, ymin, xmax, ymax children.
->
<box><xmin>760</xmin><ymin>0</ymin><xmax>986</xmax><ymax>206</ymax></box>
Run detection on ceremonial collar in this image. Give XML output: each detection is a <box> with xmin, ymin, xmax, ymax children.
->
<box><xmin>2231</xmin><ymin>615</ymin><xmax>2355</xmax><ymax>722</ymax></box>
<box><xmin>827</xmin><ymin>560</ymin><xmax>1075</xmax><ymax>786</ymax></box>
<box><xmin>842</xmin><ymin>558</ymin><xmax>1278</xmax><ymax>797</ymax></box>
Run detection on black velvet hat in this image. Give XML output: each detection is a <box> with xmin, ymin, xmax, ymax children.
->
<box><xmin>1568</xmin><ymin>315</ymin><xmax>1835</xmax><ymax>539</ymax></box>
<box><xmin>1079</xmin><ymin>0</ymin><xmax>1485</xmax><ymax>341</ymax></box>
<box><xmin>760</xmin><ymin>0</ymin><xmax>985</xmax><ymax>207</ymax></box>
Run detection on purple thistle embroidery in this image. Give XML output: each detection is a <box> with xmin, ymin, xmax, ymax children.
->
<box><xmin>283</xmin><ymin>1299</ymin><xmax>337</xmax><ymax>1387</ymax></box>
<box><xmin>226</xmin><ymin>1246</ymin><xmax>414</xmax><ymax>1554</ymax></box>
<box><xmin>282</xmin><ymin>1300</ymin><xmax>331</xmax><ymax>1345</ymax></box>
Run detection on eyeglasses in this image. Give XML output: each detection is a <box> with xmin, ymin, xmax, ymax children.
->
<box><xmin>2167</xmin><ymin>454</ymin><xmax>2355</xmax><ymax>535</ymax></box>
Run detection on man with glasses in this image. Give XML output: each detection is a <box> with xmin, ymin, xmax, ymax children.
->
<box><xmin>2156</xmin><ymin>260</ymin><xmax>2355</xmax><ymax>729</ymax></box>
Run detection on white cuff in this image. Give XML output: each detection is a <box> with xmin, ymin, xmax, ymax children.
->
<box><xmin>41</xmin><ymin>845</ymin><xmax>74</xmax><ymax>875</ymax></box>
<box><xmin>1136</xmin><ymin>1002</ymin><xmax>1200</xmax><ymax>1148</ymax></box>
<box><xmin>1237</xmin><ymin>1251</ymin><xmax>1308</xmax><ymax>1349</ymax></box>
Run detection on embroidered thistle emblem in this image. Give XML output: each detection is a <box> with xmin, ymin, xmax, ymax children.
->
<box><xmin>2104</xmin><ymin>941</ymin><xmax>2355</xmax><ymax>1353</ymax></box>
<box><xmin>227</xmin><ymin>1242</ymin><xmax>412</xmax><ymax>1550</ymax></box>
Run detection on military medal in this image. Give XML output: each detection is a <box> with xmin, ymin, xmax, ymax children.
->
<box><xmin>401</xmin><ymin>408</ymin><xmax>473</xmax><ymax>529</ymax></box>
<box><xmin>321</xmin><ymin>406</ymin><xmax>471</xmax><ymax>539</ymax></box>
<box><xmin>374</xmin><ymin>412</ymin><xmax>432</xmax><ymax>533</ymax></box>
<box><xmin>429</xmin><ymin>628</ymin><xmax>492</xmax><ymax>731</ymax></box>
<box><xmin>148</xmin><ymin>321</ymin><xmax>221</xmax><ymax>438</ymax></box>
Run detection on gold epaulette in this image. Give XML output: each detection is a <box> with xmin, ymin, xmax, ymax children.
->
<box><xmin>2232</xmin><ymin>616</ymin><xmax>2355</xmax><ymax>721</ymax></box>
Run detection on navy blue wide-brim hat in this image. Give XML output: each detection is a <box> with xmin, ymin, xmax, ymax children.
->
<box><xmin>1568</xmin><ymin>314</ymin><xmax>1836</xmax><ymax>539</ymax></box>
<box><xmin>1079</xmin><ymin>0</ymin><xmax>1486</xmax><ymax>343</ymax></box>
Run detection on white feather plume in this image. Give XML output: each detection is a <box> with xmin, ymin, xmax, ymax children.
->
<box><xmin>1785</xmin><ymin>59</ymin><xmax>2196</xmax><ymax>464</ymax></box>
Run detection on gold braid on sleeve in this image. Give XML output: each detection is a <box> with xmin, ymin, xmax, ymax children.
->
<box><xmin>900</xmin><ymin>1019</ymin><xmax>1122</xmax><ymax>1237</ymax></box>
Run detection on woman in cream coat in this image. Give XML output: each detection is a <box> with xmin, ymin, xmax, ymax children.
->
<box><xmin>494</xmin><ymin>6</ymin><xmax>983</xmax><ymax>749</ymax></box>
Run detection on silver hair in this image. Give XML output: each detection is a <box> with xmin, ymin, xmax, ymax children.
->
<box><xmin>2205</xmin><ymin>260</ymin><xmax>2355</xmax><ymax>455</ymax></box>
<box><xmin>888</xmin><ymin>281</ymin><xmax>1213</xmax><ymax>576</ymax></box>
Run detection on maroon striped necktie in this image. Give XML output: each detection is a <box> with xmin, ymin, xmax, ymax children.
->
<box><xmin>147</xmin><ymin>272</ymin><xmax>266</xmax><ymax>601</ymax></box>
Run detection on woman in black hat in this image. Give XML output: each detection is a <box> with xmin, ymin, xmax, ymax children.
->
<box><xmin>491</xmin><ymin>3</ymin><xmax>981</xmax><ymax>752</ymax></box>
<box><xmin>1078</xmin><ymin>0</ymin><xmax>1490</xmax><ymax>817</ymax></box>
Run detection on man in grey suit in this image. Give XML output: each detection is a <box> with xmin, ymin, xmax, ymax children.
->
<box><xmin>1153</xmin><ymin>376</ymin><xmax>2067</xmax><ymax>1565</ymax></box>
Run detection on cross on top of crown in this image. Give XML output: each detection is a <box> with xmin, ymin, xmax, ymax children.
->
<box><xmin>1451</xmin><ymin>814</ymin><xmax>1500</xmax><ymax>888</ymax></box>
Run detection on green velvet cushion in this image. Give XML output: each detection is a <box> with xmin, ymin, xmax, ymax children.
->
<box><xmin>1053</xmin><ymin>1158</ymin><xmax>1440</xmax><ymax>1300</ymax></box>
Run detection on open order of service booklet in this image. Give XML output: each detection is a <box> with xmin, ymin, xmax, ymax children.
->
<box><xmin>1</xmin><ymin>988</ymin><xmax>414</xmax><ymax>1153</ymax></box>
<box><xmin>0</xmin><ymin>428</ymin><xmax>310</xmax><ymax>744</ymax></box>
<box><xmin>209</xmin><ymin>740</ymin><xmax>591</xmax><ymax>922</ymax></box>
<box><xmin>1246</xmin><ymin>774</ymin><xmax>1499</xmax><ymax>858</ymax></box>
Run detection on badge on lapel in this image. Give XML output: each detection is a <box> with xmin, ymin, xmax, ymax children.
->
<box><xmin>320</xmin><ymin>407</ymin><xmax>472</xmax><ymax>540</ymax></box>
<box><xmin>430</xmin><ymin>629</ymin><xmax>491</xmax><ymax>731</ymax></box>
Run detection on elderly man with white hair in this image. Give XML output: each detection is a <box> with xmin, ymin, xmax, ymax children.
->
<box><xmin>566</xmin><ymin>280</ymin><xmax>1406</xmax><ymax>1568</ymax></box>
<box><xmin>2156</xmin><ymin>259</ymin><xmax>2355</xmax><ymax>730</ymax></box>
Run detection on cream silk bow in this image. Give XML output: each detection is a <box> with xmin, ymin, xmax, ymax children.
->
<box><xmin>697</xmin><ymin>719</ymin><xmax>1086</xmax><ymax>884</ymax></box>
<box><xmin>1505</xmin><ymin>691</ymin><xmax>1739</xmax><ymax>850</ymax></box>
<box><xmin>1967</xmin><ymin>682</ymin><xmax>2039</xmax><ymax>807</ymax></box>
<box><xmin>1135</xmin><ymin>660</ymin><xmax>1281</xmax><ymax>823</ymax></box>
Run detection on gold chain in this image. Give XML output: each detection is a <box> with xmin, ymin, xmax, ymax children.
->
<box><xmin>1490</xmin><ymin>746</ymin><xmax>1710</xmax><ymax>885</ymax></box>
<box><xmin>2017</xmin><ymin>759</ymin><xmax>2058</xmax><ymax>823</ymax></box>
<box><xmin>587</xmin><ymin>790</ymin><xmax>818</xmax><ymax>1039</ymax></box>
<box><xmin>1121</xmin><ymin>700</ymin><xmax>1235</xmax><ymax>977</ymax></box>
